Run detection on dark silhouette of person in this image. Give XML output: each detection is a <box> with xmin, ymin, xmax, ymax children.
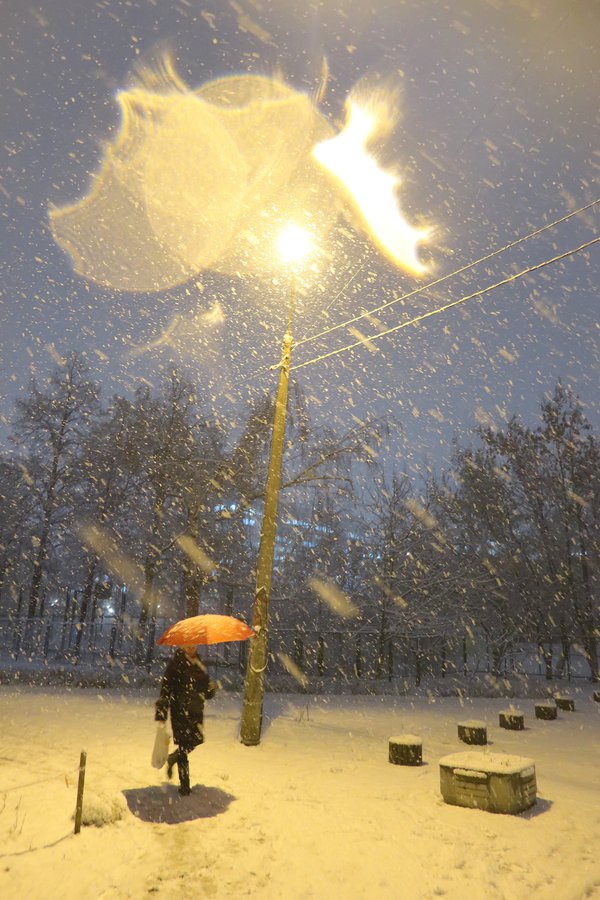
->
<box><xmin>155</xmin><ymin>645</ymin><xmax>216</xmax><ymax>796</ymax></box>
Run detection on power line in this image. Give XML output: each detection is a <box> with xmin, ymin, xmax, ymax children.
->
<box><xmin>323</xmin><ymin>259</ymin><xmax>367</xmax><ymax>316</ymax></box>
<box><xmin>295</xmin><ymin>197</ymin><xmax>600</xmax><ymax>349</ymax></box>
<box><xmin>227</xmin><ymin>199</ymin><xmax>599</xmax><ymax>393</ymax></box>
<box><xmin>291</xmin><ymin>236</ymin><xmax>600</xmax><ymax>372</ymax></box>
<box><xmin>226</xmin><ymin>261</ymin><xmax>370</xmax><ymax>393</ymax></box>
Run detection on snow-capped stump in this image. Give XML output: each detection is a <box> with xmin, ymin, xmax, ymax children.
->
<box><xmin>389</xmin><ymin>734</ymin><xmax>422</xmax><ymax>766</ymax></box>
<box><xmin>555</xmin><ymin>696</ymin><xmax>575</xmax><ymax>712</ymax></box>
<box><xmin>535</xmin><ymin>703</ymin><xmax>557</xmax><ymax>720</ymax></box>
<box><xmin>457</xmin><ymin>720</ymin><xmax>487</xmax><ymax>745</ymax></box>
<box><xmin>439</xmin><ymin>751</ymin><xmax>537</xmax><ymax>815</ymax></box>
<box><xmin>499</xmin><ymin>709</ymin><xmax>524</xmax><ymax>730</ymax></box>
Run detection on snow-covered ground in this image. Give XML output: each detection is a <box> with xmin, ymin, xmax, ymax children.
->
<box><xmin>0</xmin><ymin>686</ymin><xmax>599</xmax><ymax>899</ymax></box>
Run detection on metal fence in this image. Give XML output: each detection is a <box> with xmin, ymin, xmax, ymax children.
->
<box><xmin>0</xmin><ymin>615</ymin><xmax>591</xmax><ymax>686</ymax></box>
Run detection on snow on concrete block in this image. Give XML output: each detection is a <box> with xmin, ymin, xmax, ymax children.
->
<box><xmin>594</xmin><ymin>691</ymin><xmax>600</xmax><ymax>703</ymax></box>
<box><xmin>535</xmin><ymin>703</ymin><xmax>557</xmax><ymax>720</ymax></box>
<box><xmin>499</xmin><ymin>709</ymin><xmax>524</xmax><ymax>730</ymax></box>
<box><xmin>389</xmin><ymin>734</ymin><xmax>422</xmax><ymax>766</ymax></box>
<box><xmin>439</xmin><ymin>751</ymin><xmax>537</xmax><ymax>815</ymax></box>
<box><xmin>555</xmin><ymin>696</ymin><xmax>575</xmax><ymax>712</ymax></box>
<box><xmin>457</xmin><ymin>720</ymin><xmax>487</xmax><ymax>745</ymax></box>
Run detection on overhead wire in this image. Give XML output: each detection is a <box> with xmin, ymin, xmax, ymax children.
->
<box><xmin>323</xmin><ymin>258</ymin><xmax>367</xmax><ymax>315</ymax></box>
<box><xmin>291</xmin><ymin>236</ymin><xmax>600</xmax><ymax>372</ymax></box>
<box><xmin>295</xmin><ymin>197</ymin><xmax>600</xmax><ymax>348</ymax></box>
<box><xmin>227</xmin><ymin>17</ymin><xmax>587</xmax><ymax>392</ymax></box>
<box><xmin>226</xmin><ymin>198</ymin><xmax>599</xmax><ymax>392</ymax></box>
<box><xmin>223</xmin><ymin>262</ymin><xmax>369</xmax><ymax>393</ymax></box>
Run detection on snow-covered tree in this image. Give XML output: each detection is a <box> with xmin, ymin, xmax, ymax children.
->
<box><xmin>12</xmin><ymin>353</ymin><xmax>98</xmax><ymax>629</ymax></box>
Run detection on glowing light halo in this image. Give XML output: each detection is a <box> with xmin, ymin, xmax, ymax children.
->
<box><xmin>276</xmin><ymin>223</ymin><xmax>315</xmax><ymax>265</ymax></box>
<box><xmin>48</xmin><ymin>71</ymin><xmax>336</xmax><ymax>292</ymax></box>
<box><xmin>313</xmin><ymin>98</ymin><xmax>428</xmax><ymax>274</ymax></box>
<box><xmin>49</xmin><ymin>58</ymin><xmax>431</xmax><ymax>294</ymax></box>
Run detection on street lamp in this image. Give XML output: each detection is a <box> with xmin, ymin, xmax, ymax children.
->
<box><xmin>239</xmin><ymin>223</ymin><xmax>314</xmax><ymax>746</ymax></box>
<box><xmin>276</xmin><ymin>223</ymin><xmax>315</xmax><ymax>265</ymax></box>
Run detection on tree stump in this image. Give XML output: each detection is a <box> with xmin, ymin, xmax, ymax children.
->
<box><xmin>389</xmin><ymin>734</ymin><xmax>422</xmax><ymax>766</ymax></box>
<box><xmin>499</xmin><ymin>709</ymin><xmax>524</xmax><ymax>730</ymax></box>
<box><xmin>458</xmin><ymin>720</ymin><xmax>487</xmax><ymax>745</ymax></box>
<box><xmin>594</xmin><ymin>691</ymin><xmax>600</xmax><ymax>704</ymax></box>
<box><xmin>555</xmin><ymin>696</ymin><xmax>575</xmax><ymax>712</ymax></box>
<box><xmin>535</xmin><ymin>703</ymin><xmax>557</xmax><ymax>720</ymax></box>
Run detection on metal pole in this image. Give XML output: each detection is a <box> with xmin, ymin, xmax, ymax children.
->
<box><xmin>60</xmin><ymin>587</ymin><xmax>70</xmax><ymax>652</ymax></box>
<box><xmin>12</xmin><ymin>588</ymin><xmax>24</xmax><ymax>658</ymax></box>
<box><xmin>118</xmin><ymin>585</ymin><xmax>128</xmax><ymax>653</ymax></box>
<box><xmin>109</xmin><ymin>584</ymin><xmax>126</xmax><ymax>659</ymax></box>
<box><xmin>240</xmin><ymin>276</ymin><xmax>295</xmax><ymax>746</ymax></box>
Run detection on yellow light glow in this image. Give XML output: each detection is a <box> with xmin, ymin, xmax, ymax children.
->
<box><xmin>276</xmin><ymin>223</ymin><xmax>315</xmax><ymax>265</ymax></box>
<box><xmin>313</xmin><ymin>99</ymin><xmax>428</xmax><ymax>274</ymax></box>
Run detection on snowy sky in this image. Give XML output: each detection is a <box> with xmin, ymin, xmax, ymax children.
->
<box><xmin>1</xmin><ymin>0</ymin><xmax>599</xmax><ymax>474</ymax></box>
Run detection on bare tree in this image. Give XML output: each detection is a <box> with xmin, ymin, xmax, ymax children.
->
<box><xmin>0</xmin><ymin>458</ymin><xmax>33</xmax><ymax>605</ymax></box>
<box><xmin>13</xmin><ymin>354</ymin><xmax>98</xmax><ymax>637</ymax></box>
<box><xmin>69</xmin><ymin>397</ymin><xmax>143</xmax><ymax>660</ymax></box>
<box><xmin>119</xmin><ymin>372</ymin><xmax>202</xmax><ymax>661</ymax></box>
<box><xmin>429</xmin><ymin>384</ymin><xmax>599</xmax><ymax>680</ymax></box>
<box><xmin>537</xmin><ymin>384</ymin><xmax>599</xmax><ymax>679</ymax></box>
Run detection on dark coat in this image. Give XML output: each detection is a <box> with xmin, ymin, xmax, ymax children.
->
<box><xmin>155</xmin><ymin>649</ymin><xmax>215</xmax><ymax>752</ymax></box>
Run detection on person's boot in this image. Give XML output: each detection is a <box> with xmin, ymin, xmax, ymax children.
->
<box><xmin>166</xmin><ymin>750</ymin><xmax>179</xmax><ymax>781</ymax></box>
<box><xmin>177</xmin><ymin>753</ymin><xmax>191</xmax><ymax>796</ymax></box>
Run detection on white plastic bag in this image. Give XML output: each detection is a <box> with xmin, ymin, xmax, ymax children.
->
<box><xmin>151</xmin><ymin>722</ymin><xmax>170</xmax><ymax>769</ymax></box>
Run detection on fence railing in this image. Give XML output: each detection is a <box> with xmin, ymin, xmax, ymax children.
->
<box><xmin>0</xmin><ymin>615</ymin><xmax>591</xmax><ymax>685</ymax></box>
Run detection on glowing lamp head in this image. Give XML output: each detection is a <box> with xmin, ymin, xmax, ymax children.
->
<box><xmin>276</xmin><ymin>224</ymin><xmax>314</xmax><ymax>265</ymax></box>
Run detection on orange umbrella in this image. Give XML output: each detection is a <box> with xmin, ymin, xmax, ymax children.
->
<box><xmin>157</xmin><ymin>614</ymin><xmax>254</xmax><ymax>646</ymax></box>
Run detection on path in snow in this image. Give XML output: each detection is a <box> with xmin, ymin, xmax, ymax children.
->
<box><xmin>0</xmin><ymin>688</ymin><xmax>599</xmax><ymax>899</ymax></box>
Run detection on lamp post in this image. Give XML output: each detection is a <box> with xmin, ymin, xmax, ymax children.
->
<box><xmin>240</xmin><ymin>224</ymin><xmax>314</xmax><ymax>746</ymax></box>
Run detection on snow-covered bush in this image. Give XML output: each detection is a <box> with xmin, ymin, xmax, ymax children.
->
<box><xmin>79</xmin><ymin>791</ymin><xmax>127</xmax><ymax>827</ymax></box>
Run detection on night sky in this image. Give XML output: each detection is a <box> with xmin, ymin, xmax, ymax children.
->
<box><xmin>2</xmin><ymin>0</ymin><xmax>599</xmax><ymax>475</ymax></box>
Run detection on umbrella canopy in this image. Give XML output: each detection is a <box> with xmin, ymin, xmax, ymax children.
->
<box><xmin>157</xmin><ymin>614</ymin><xmax>254</xmax><ymax>646</ymax></box>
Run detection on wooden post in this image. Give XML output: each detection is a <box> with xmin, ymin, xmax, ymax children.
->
<box><xmin>240</xmin><ymin>304</ymin><xmax>295</xmax><ymax>746</ymax></box>
<box><xmin>458</xmin><ymin>720</ymin><xmax>487</xmax><ymax>745</ymax></box>
<box><xmin>499</xmin><ymin>710</ymin><xmax>524</xmax><ymax>730</ymax></box>
<box><xmin>74</xmin><ymin>750</ymin><xmax>87</xmax><ymax>834</ymax></box>
<box><xmin>389</xmin><ymin>735</ymin><xmax>422</xmax><ymax>766</ymax></box>
<box><xmin>555</xmin><ymin>696</ymin><xmax>575</xmax><ymax>712</ymax></box>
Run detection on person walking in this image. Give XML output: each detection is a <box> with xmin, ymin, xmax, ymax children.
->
<box><xmin>155</xmin><ymin>645</ymin><xmax>216</xmax><ymax>796</ymax></box>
